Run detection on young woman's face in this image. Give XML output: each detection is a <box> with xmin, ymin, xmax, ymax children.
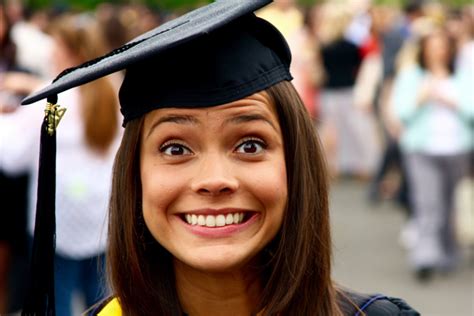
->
<box><xmin>140</xmin><ymin>91</ymin><xmax>287</xmax><ymax>272</ymax></box>
<box><xmin>423</xmin><ymin>33</ymin><xmax>451</xmax><ymax>67</ymax></box>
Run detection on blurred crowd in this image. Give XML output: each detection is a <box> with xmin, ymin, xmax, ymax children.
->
<box><xmin>258</xmin><ymin>0</ymin><xmax>473</xmax><ymax>283</ymax></box>
<box><xmin>1</xmin><ymin>0</ymin><xmax>162</xmax><ymax>314</ymax></box>
<box><xmin>0</xmin><ymin>0</ymin><xmax>473</xmax><ymax>314</ymax></box>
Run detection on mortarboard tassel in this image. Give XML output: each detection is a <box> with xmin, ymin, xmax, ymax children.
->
<box><xmin>22</xmin><ymin>95</ymin><xmax>66</xmax><ymax>316</ymax></box>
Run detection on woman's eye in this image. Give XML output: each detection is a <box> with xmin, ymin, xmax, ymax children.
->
<box><xmin>235</xmin><ymin>139</ymin><xmax>266</xmax><ymax>154</ymax></box>
<box><xmin>160</xmin><ymin>143</ymin><xmax>192</xmax><ymax>156</ymax></box>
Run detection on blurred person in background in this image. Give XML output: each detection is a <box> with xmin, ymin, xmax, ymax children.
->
<box><xmin>344</xmin><ymin>0</ymin><xmax>372</xmax><ymax>49</ymax></box>
<box><xmin>94</xmin><ymin>3</ymin><xmax>130</xmax><ymax>91</ymax></box>
<box><xmin>0</xmin><ymin>0</ymin><xmax>30</xmax><ymax>312</ymax></box>
<box><xmin>448</xmin><ymin>6</ymin><xmax>474</xmax><ymax>74</ymax></box>
<box><xmin>365</xmin><ymin>4</ymin><xmax>420</xmax><ymax>212</ymax></box>
<box><xmin>317</xmin><ymin>2</ymin><xmax>378</xmax><ymax>179</ymax></box>
<box><xmin>95</xmin><ymin>3</ymin><xmax>129</xmax><ymax>52</ymax></box>
<box><xmin>449</xmin><ymin>5</ymin><xmax>474</xmax><ymax>256</ymax></box>
<box><xmin>94</xmin><ymin>3</ymin><xmax>161</xmax><ymax>91</ymax></box>
<box><xmin>352</xmin><ymin>4</ymin><xmax>385</xmax><ymax>115</ymax></box>
<box><xmin>391</xmin><ymin>27</ymin><xmax>473</xmax><ymax>282</ymax></box>
<box><xmin>257</xmin><ymin>0</ymin><xmax>303</xmax><ymax>40</ymax></box>
<box><xmin>117</xmin><ymin>4</ymin><xmax>161</xmax><ymax>40</ymax></box>
<box><xmin>0</xmin><ymin>13</ymin><xmax>121</xmax><ymax>315</ymax></box>
<box><xmin>258</xmin><ymin>0</ymin><xmax>322</xmax><ymax>119</ymax></box>
<box><xmin>285</xmin><ymin>5</ymin><xmax>324</xmax><ymax>120</ymax></box>
<box><xmin>6</xmin><ymin>0</ymin><xmax>54</xmax><ymax>79</ymax></box>
<box><xmin>367</xmin><ymin>0</ymin><xmax>430</xmax><ymax>216</ymax></box>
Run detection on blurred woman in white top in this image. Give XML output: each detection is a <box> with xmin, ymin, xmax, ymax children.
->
<box><xmin>391</xmin><ymin>27</ymin><xmax>472</xmax><ymax>282</ymax></box>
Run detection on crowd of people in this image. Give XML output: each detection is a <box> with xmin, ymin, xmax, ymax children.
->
<box><xmin>0</xmin><ymin>0</ymin><xmax>472</xmax><ymax>314</ymax></box>
<box><xmin>259</xmin><ymin>0</ymin><xmax>473</xmax><ymax>281</ymax></box>
<box><xmin>0</xmin><ymin>0</ymin><xmax>162</xmax><ymax>314</ymax></box>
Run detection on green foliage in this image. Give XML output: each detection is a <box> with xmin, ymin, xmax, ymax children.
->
<box><xmin>371</xmin><ymin>0</ymin><xmax>471</xmax><ymax>6</ymax></box>
<box><xmin>24</xmin><ymin>0</ymin><xmax>212</xmax><ymax>11</ymax></box>
<box><xmin>23</xmin><ymin>0</ymin><xmax>473</xmax><ymax>11</ymax></box>
<box><xmin>300</xmin><ymin>0</ymin><xmax>472</xmax><ymax>8</ymax></box>
<box><xmin>150</xmin><ymin>0</ymin><xmax>211</xmax><ymax>10</ymax></box>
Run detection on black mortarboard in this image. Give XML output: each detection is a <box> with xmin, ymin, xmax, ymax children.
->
<box><xmin>20</xmin><ymin>0</ymin><xmax>292</xmax><ymax>315</ymax></box>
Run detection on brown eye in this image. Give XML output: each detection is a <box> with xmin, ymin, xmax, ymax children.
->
<box><xmin>160</xmin><ymin>143</ymin><xmax>192</xmax><ymax>156</ymax></box>
<box><xmin>235</xmin><ymin>138</ymin><xmax>266</xmax><ymax>154</ymax></box>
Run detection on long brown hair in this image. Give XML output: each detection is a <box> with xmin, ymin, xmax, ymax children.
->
<box><xmin>107</xmin><ymin>81</ymin><xmax>343</xmax><ymax>315</ymax></box>
<box><xmin>49</xmin><ymin>14</ymin><xmax>118</xmax><ymax>153</ymax></box>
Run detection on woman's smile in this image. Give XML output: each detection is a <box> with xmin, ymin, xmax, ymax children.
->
<box><xmin>176</xmin><ymin>208</ymin><xmax>261</xmax><ymax>238</ymax></box>
<box><xmin>180</xmin><ymin>208</ymin><xmax>253</xmax><ymax>227</ymax></box>
<box><xmin>140</xmin><ymin>92</ymin><xmax>287</xmax><ymax>271</ymax></box>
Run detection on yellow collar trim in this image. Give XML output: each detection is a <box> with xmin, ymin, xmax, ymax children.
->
<box><xmin>97</xmin><ymin>297</ymin><xmax>122</xmax><ymax>316</ymax></box>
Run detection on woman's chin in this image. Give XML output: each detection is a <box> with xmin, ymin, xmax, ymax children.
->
<box><xmin>175</xmin><ymin>248</ymin><xmax>256</xmax><ymax>273</ymax></box>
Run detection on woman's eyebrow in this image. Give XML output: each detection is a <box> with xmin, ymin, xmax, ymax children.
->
<box><xmin>146</xmin><ymin>114</ymin><xmax>199</xmax><ymax>139</ymax></box>
<box><xmin>224</xmin><ymin>113</ymin><xmax>277</xmax><ymax>131</ymax></box>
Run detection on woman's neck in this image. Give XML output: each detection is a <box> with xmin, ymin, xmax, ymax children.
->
<box><xmin>174</xmin><ymin>260</ymin><xmax>263</xmax><ymax>316</ymax></box>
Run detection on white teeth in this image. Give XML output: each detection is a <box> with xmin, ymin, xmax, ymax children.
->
<box><xmin>225</xmin><ymin>213</ymin><xmax>234</xmax><ymax>225</ymax></box>
<box><xmin>184</xmin><ymin>212</ymin><xmax>247</xmax><ymax>227</ymax></box>
<box><xmin>216</xmin><ymin>215</ymin><xmax>226</xmax><ymax>227</ymax></box>
<box><xmin>205</xmin><ymin>215</ymin><xmax>216</xmax><ymax>227</ymax></box>
<box><xmin>197</xmin><ymin>215</ymin><xmax>206</xmax><ymax>226</ymax></box>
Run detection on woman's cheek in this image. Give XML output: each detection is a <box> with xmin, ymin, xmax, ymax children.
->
<box><xmin>248</xmin><ymin>162</ymin><xmax>287</xmax><ymax>208</ymax></box>
<box><xmin>142</xmin><ymin>174</ymin><xmax>181</xmax><ymax>213</ymax></box>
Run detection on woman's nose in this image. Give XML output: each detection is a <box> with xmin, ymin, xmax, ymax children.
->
<box><xmin>190</xmin><ymin>154</ymin><xmax>239</xmax><ymax>196</ymax></box>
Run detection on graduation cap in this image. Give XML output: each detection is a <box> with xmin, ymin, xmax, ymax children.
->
<box><xmin>20</xmin><ymin>0</ymin><xmax>292</xmax><ymax>314</ymax></box>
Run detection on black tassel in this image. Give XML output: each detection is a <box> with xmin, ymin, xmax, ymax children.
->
<box><xmin>22</xmin><ymin>95</ymin><xmax>61</xmax><ymax>316</ymax></box>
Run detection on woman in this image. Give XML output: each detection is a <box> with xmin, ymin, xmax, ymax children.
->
<box><xmin>100</xmin><ymin>82</ymin><xmax>419</xmax><ymax>315</ymax></box>
<box><xmin>106</xmin><ymin>82</ymin><xmax>338</xmax><ymax>315</ymax></box>
<box><xmin>391</xmin><ymin>28</ymin><xmax>472</xmax><ymax>281</ymax></box>
<box><xmin>19</xmin><ymin>1</ymin><xmax>419</xmax><ymax>315</ymax></box>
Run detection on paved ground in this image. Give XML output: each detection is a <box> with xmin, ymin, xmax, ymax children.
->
<box><xmin>330</xmin><ymin>179</ymin><xmax>473</xmax><ymax>316</ymax></box>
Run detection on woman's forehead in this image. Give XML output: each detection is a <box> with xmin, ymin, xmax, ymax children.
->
<box><xmin>143</xmin><ymin>91</ymin><xmax>279</xmax><ymax>129</ymax></box>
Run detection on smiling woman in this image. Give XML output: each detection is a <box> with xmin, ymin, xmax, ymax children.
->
<box><xmin>108</xmin><ymin>81</ymin><xmax>338</xmax><ymax>316</ymax></box>
<box><xmin>18</xmin><ymin>1</ymin><xmax>420</xmax><ymax>316</ymax></box>
<box><xmin>140</xmin><ymin>92</ymin><xmax>287</xmax><ymax>273</ymax></box>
